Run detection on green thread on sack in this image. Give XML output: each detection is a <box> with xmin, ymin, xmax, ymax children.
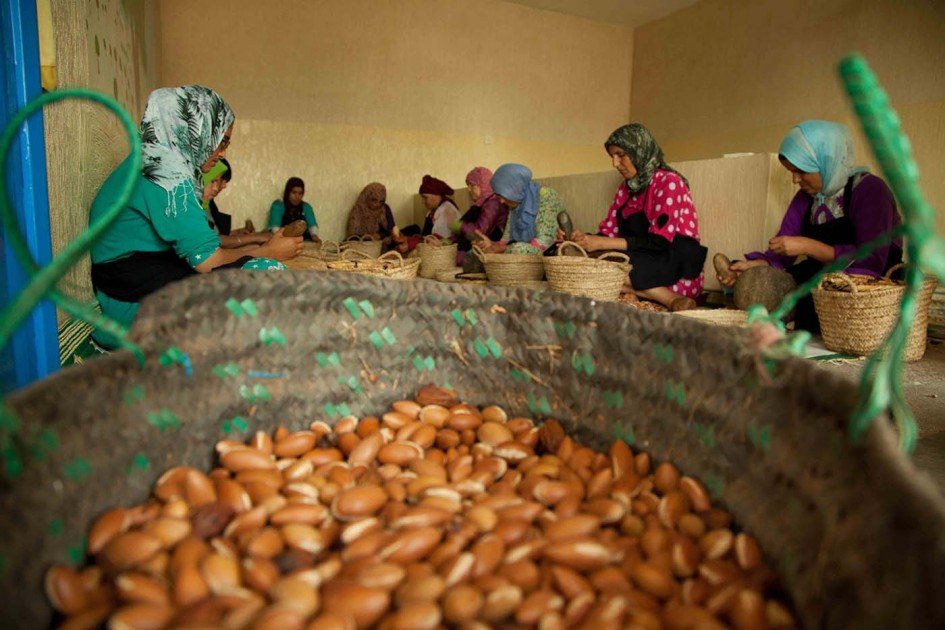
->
<box><xmin>221</xmin><ymin>416</ymin><xmax>249</xmax><ymax>434</ymax></box>
<box><xmin>338</xmin><ymin>375</ymin><xmax>362</xmax><ymax>393</ymax></box>
<box><xmin>664</xmin><ymin>381</ymin><xmax>686</xmax><ymax>406</ymax></box>
<box><xmin>323</xmin><ymin>403</ymin><xmax>352</xmax><ymax>418</ymax></box>
<box><xmin>569</xmin><ymin>352</ymin><xmax>595</xmax><ymax>376</ymax></box>
<box><xmin>451</xmin><ymin>309</ymin><xmax>466</xmax><ymax>327</ymax></box>
<box><xmin>64</xmin><ymin>458</ymin><xmax>92</xmax><ymax>481</ymax></box>
<box><xmin>2</xmin><ymin>444</ymin><xmax>22</xmax><ymax>478</ymax></box>
<box><xmin>369</xmin><ymin>331</ymin><xmax>384</xmax><ymax>349</ymax></box>
<box><xmin>258</xmin><ymin>327</ymin><xmax>286</xmax><ymax>347</ymax></box>
<box><xmin>703</xmin><ymin>473</ymin><xmax>724</xmax><ymax>498</ymax></box>
<box><xmin>212</xmin><ymin>363</ymin><xmax>240</xmax><ymax>379</ymax></box>
<box><xmin>159</xmin><ymin>346</ymin><xmax>185</xmax><ymax>366</ymax></box>
<box><xmin>226</xmin><ymin>297</ymin><xmax>257</xmax><ymax>319</ymax></box>
<box><xmin>465</xmin><ymin>309</ymin><xmax>478</xmax><ymax>326</ymax></box>
<box><xmin>692</xmin><ymin>422</ymin><xmax>716</xmax><ymax>448</ymax></box>
<box><xmin>473</xmin><ymin>339</ymin><xmax>488</xmax><ymax>358</ymax></box>
<box><xmin>412</xmin><ymin>356</ymin><xmax>435</xmax><ymax>371</ymax></box>
<box><xmin>603</xmin><ymin>390</ymin><xmax>624</xmax><ymax>409</ymax></box>
<box><xmin>316</xmin><ymin>352</ymin><xmax>341</xmax><ymax>368</ymax></box>
<box><xmin>486</xmin><ymin>337</ymin><xmax>503</xmax><ymax>359</ymax></box>
<box><xmin>336</xmin><ymin>403</ymin><xmax>352</xmax><ymax>417</ymax></box>
<box><xmin>614</xmin><ymin>420</ymin><xmax>635</xmax><ymax>445</ymax></box>
<box><xmin>654</xmin><ymin>343</ymin><xmax>674</xmax><ymax>365</ymax></box>
<box><xmin>747</xmin><ymin>424</ymin><xmax>772</xmax><ymax>452</ymax></box>
<box><xmin>358</xmin><ymin>300</ymin><xmax>375</xmax><ymax>318</ymax></box>
<box><xmin>26</xmin><ymin>428</ymin><xmax>59</xmax><ymax>462</ymax></box>
<box><xmin>240</xmin><ymin>384</ymin><xmax>271</xmax><ymax>404</ymax></box>
<box><xmin>509</xmin><ymin>369</ymin><xmax>527</xmax><ymax>382</ymax></box>
<box><xmin>48</xmin><ymin>519</ymin><xmax>64</xmax><ymax>536</ymax></box>
<box><xmin>68</xmin><ymin>539</ymin><xmax>87</xmax><ymax>565</ymax></box>
<box><xmin>554</xmin><ymin>321</ymin><xmax>576</xmax><ymax>340</ymax></box>
<box><xmin>381</xmin><ymin>327</ymin><xmax>396</xmax><ymax>345</ymax></box>
<box><xmin>146</xmin><ymin>409</ymin><xmax>181</xmax><ymax>433</ymax></box>
<box><xmin>128</xmin><ymin>453</ymin><xmax>150</xmax><ymax>473</ymax></box>
<box><xmin>342</xmin><ymin>297</ymin><xmax>361</xmax><ymax>320</ymax></box>
<box><xmin>122</xmin><ymin>384</ymin><xmax>145</xmax><ymax>405</ymax></box>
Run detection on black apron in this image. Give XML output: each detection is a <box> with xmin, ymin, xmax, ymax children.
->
<box><xmin>92</xmin><ymin>250</ymin><xmax>251</xmax><ymax>303</ymax></box>
<box><xmin>788</xmin><ymin>176</ymin><xmax>902</xmax><ymax>333</ymax></box>
<box><xmin>619</xmin><ymin>211</ymin><xmax>707</xmax><ymax>291</ymax></box>
<box><xmin>209</xmin><ymin>200</ymin><xmax>232</xmax><ymax>235</ymax></box>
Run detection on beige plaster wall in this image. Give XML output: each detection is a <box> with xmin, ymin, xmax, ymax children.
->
<box><xmin>43</xmin><ymin>0</ymin><xmax>161</xmax><ymax>313</ymax></box>
<box><xmin>156</xmin><ymin>0</ymin><xmax>634</xmax><ymax>240</ymax></box>
<box><xmin>630</xmin><ymin>0</ymin><xmax>945</xmax><ymax>233</ymax></box>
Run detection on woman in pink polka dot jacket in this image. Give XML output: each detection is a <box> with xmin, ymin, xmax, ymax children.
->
<box><xmin>561</xmin><ymin>123</ymin><xmax>707</xmax><ymax>311</ymax></box>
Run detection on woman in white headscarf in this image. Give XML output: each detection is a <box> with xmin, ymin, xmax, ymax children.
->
<box><xmin>88</xmin><ymin>85</ymin><xmax>301</xmax><ymax>347</ymax></box>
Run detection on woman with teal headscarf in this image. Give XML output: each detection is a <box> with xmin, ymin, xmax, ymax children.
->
<box><xmin>200</xmin><ymin>159</ymin><xmax>269</xmax><ymax>249</ymax></box>
<box><xmin>718</xmin><ymin>120</ymin><xmax>902</xmax><ymax>332</ymax></box>
<box><xmin>88</xmin><ymin>85</ymin><xmax>300</xmax><ymax>348</ymax></box>
<box><xmin>475</xmin><ymin>163</ymin><xmax>565</xmax><ymax>255</ymax></box>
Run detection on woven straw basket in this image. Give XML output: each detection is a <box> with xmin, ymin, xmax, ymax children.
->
<box><xmin>327</xmin><ymin>249</ymin><xmax>420</xmax><ymax>280</ymax></box>
<box><xmin>543</xmin><ymin>241</ymin><xmax>631</xmax><ymax>302</ymax></box>
<box><xmin>435</xmin><ymin>267</ymin><xmax>463</xmax><ymax>282</ymax></box>
<box><xmin>282</xmin><ymin>256</ymin><xmax>329</xmax><ymax>271</ymax></box>
<box><xmin>416</xmin><ymin>236</ymin><xmax>458</xmax><ymax>279</ymax></box>
<box><xmin>341</xmin><ymin>234</ymin><xmax>383</xmax><ymax>258</ymax></box>
<box><xmin>305</xmin><ymin>240</ymin><xmax>343</xmax><ymax>262</ymax></box>
<box><xmin>4</xmin><ymin>273</ymin><xmax>945</xmax><ymax>628</ymax></box>
<box><xmin>929</xmin><ymin>285</ymin><xmax>945</xmax><ymax>341</ymax></box>
<box><xmin>474</xmin><ymin>245</ymin><xmax>545</xmax><ymax>287</ymax></box>
<box><xmin>813</xmin><ymin>264</ymin><xmax>937</xmax><ymax>361</ymax></box>
<box><xmin>675</xmin><ymin>308</ymin><xmax>749</xmax><ymax>327</ymax></box>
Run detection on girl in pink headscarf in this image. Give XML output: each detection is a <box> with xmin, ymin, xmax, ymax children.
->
<box><xmin>455</xmin><ymin>167</ymin><xmax>508</xmax><ymax>264</ymax></box>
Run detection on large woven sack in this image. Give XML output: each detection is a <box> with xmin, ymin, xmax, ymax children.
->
<box><xmin>2</xmin><ymin>272</ymin><xmax>944</xmax><ymax>627</ymax></box>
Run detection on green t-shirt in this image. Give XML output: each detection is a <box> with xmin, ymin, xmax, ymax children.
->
<box><xmin>89</xmin><ymin>157</ymin><xmax>220</xmax><ymax>343</ymax></box>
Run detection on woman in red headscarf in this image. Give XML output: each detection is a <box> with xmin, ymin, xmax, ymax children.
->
<box><xmin>454</xmin><ymin>167</ymin><xmax>508</xmax><ymax>263</ymax></box>
<box><xmin>394</xmin><ymin>175</ymin><xmax>460</xmax><ymax>253</ymax></box>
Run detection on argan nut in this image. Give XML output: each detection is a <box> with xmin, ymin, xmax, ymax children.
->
<box><xmin>102</xmin><ymin>532</ymin><xmax>162</xmax><ymax>571</ymax></box>
<box><xmin>700</xmin><ymin>529</ymin><xmax>735</xmax><ymax>560</ymax></box>
<box><xmin>735</xmin><ymin>533</ymin><xmax>762</xmax><ymax>571</ymax></box>
<box><xmin>88</xmin><ymin>508</ymin><xmax>131</xmax><ymax>555</ymax></box>
<box><xmin>442</xmin><ymin>584</ymin><xmax>483</xmax><ymax>624</ymax></box>
<box><xmin>481</xmin><ymin>584</ymin><xmax>523</xmax><ymax>623</ymax></box>
<box><xmin>321</xmin><ymin>582</ymin><xmax>391</xmax><ymax>628</ymax></box>
<box><xmin>114</xmin><ymin>572</ymin><xmax>171</xmax><ymax>606</ymax></box>
<box><xmin>44</xmin><ymin>566</ymin><xmax>87</xmax><ymax>615</ymax></box>
<box><xmin>543</xmin><ymin>536</ymin><xmax>611</xmax><ymax>571</ymax></box>
<box><xmin>630</xmin><ymin>562</ymin><xmax>677</xmax><ymax>599</ymax></box>
<box><xmin>516</xmin><ymin>589</ymin><xmax>565</xmax><ymax>626</ymax></box>
<box><xmin>331</xmin><ymin>486</ymin><xmax>388</xmax><ymax>520</ymax></box>
<box><xmin>389</xmin><ymin>601</ymin><xmax>441</xmax><ymax>630</ymax></box>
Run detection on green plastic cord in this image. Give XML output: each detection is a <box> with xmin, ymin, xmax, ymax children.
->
<box><xmin>0</xmin><ymin>89</ymin><xmax>144</xmax><ymax>363</ymax></box>
<box><xmin>839</xmin><ymin>55</ymin><xmax>945</xmax><ymax>452</ymax></box>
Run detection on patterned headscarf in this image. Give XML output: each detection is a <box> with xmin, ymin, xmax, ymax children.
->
<box><xmin>347</xmin><ymin>183</ymin><xmax>388</xmax><ymax>237</ymax></box>
<box><xmin>778</xmin><ymin>120</ymin><xmax>868</xmax><ymax>223</ymax></box>
<box><xmin>139</xmin><ymin>85</ymin><xmax>235</xmax><ymax>217</ymax></box>
<box><xmin>465</xmin><ymin>167</ymin><xmax>494</xmax><ymax>206</ymax></box>
<box><xmin>604</xmin><ymin>123</ymin><xmax>687</xmax><ymax>194</ymax></box>
<box><xmin>491</xmin><ymin>163</ymin><xmax>541</xmax><ymax>243</ymax></box>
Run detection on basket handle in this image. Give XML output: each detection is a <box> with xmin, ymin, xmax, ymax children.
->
<box><xmin>345</xmin><ymin>235</ymin><xmax>366</xmax><ymax>242</ymax></box>
<box><xmin>819</xmin><ymin>273</ymin><xmax>859</xmax><ymax>293</ymax></box>
<box><xmin>883</xmin><ymin>262</ymin><xmax>906</xmax><ymax>280</ymax></box>
<box><xmin>341</xmin><ymin>247</ymin><xmax>376</xmax><ymax>262</ymax></box>
<box><xmin>423</xmin><ymin>235</ymin><xmax>446</xmax><ymax>246</ymax></box>
<box><xmin>471</xmin><ymin>244</ymin><xmax>487</xmax><ymax>259</ymax></box>
<box><xmin>377</xmin><ymin>250</ymin><xmax>405</xmax><ymax>267</ymax></box>
<box><xmin>318</xmin><ymin>240</ymin><xmax>341</xmax><ymax>253</ymax></box>
<box><xmin>556</xmin><ymin>241</ymin><xmax>589</xmax><ymax>258</ymax></box>
<box><xmin>597</xmin><ymin>251</ymin><xmax>631</xmax><ymax>265</ymax></box>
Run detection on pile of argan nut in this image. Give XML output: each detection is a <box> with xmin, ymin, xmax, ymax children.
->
<box><xmin>46</xmin><ymin>385</ymin><xmax>796</xmax><ymax>629</ymax></box>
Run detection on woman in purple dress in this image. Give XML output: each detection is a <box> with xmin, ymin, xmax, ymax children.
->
<box><xmin>718</xmin><ymin>120</ymin><xmax>902</xmax><ymax>332</ymax></box>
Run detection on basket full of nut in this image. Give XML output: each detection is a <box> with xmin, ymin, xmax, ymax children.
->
<box><xmin>2</xmin><ymin>272</ymin><xmax>944</xmax><ymax>628</ymax></box>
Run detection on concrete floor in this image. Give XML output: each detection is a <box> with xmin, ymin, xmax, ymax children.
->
<box><xmin>822</xmin><ymin>339</ymin><xmax>945</xmax><ymax>493</ymax></box>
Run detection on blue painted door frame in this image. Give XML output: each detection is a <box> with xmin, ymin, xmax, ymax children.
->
<box><xmin>1</xmin><ymin>0</ymin><xmax>58</xmax><ymax>393</ymax></box>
